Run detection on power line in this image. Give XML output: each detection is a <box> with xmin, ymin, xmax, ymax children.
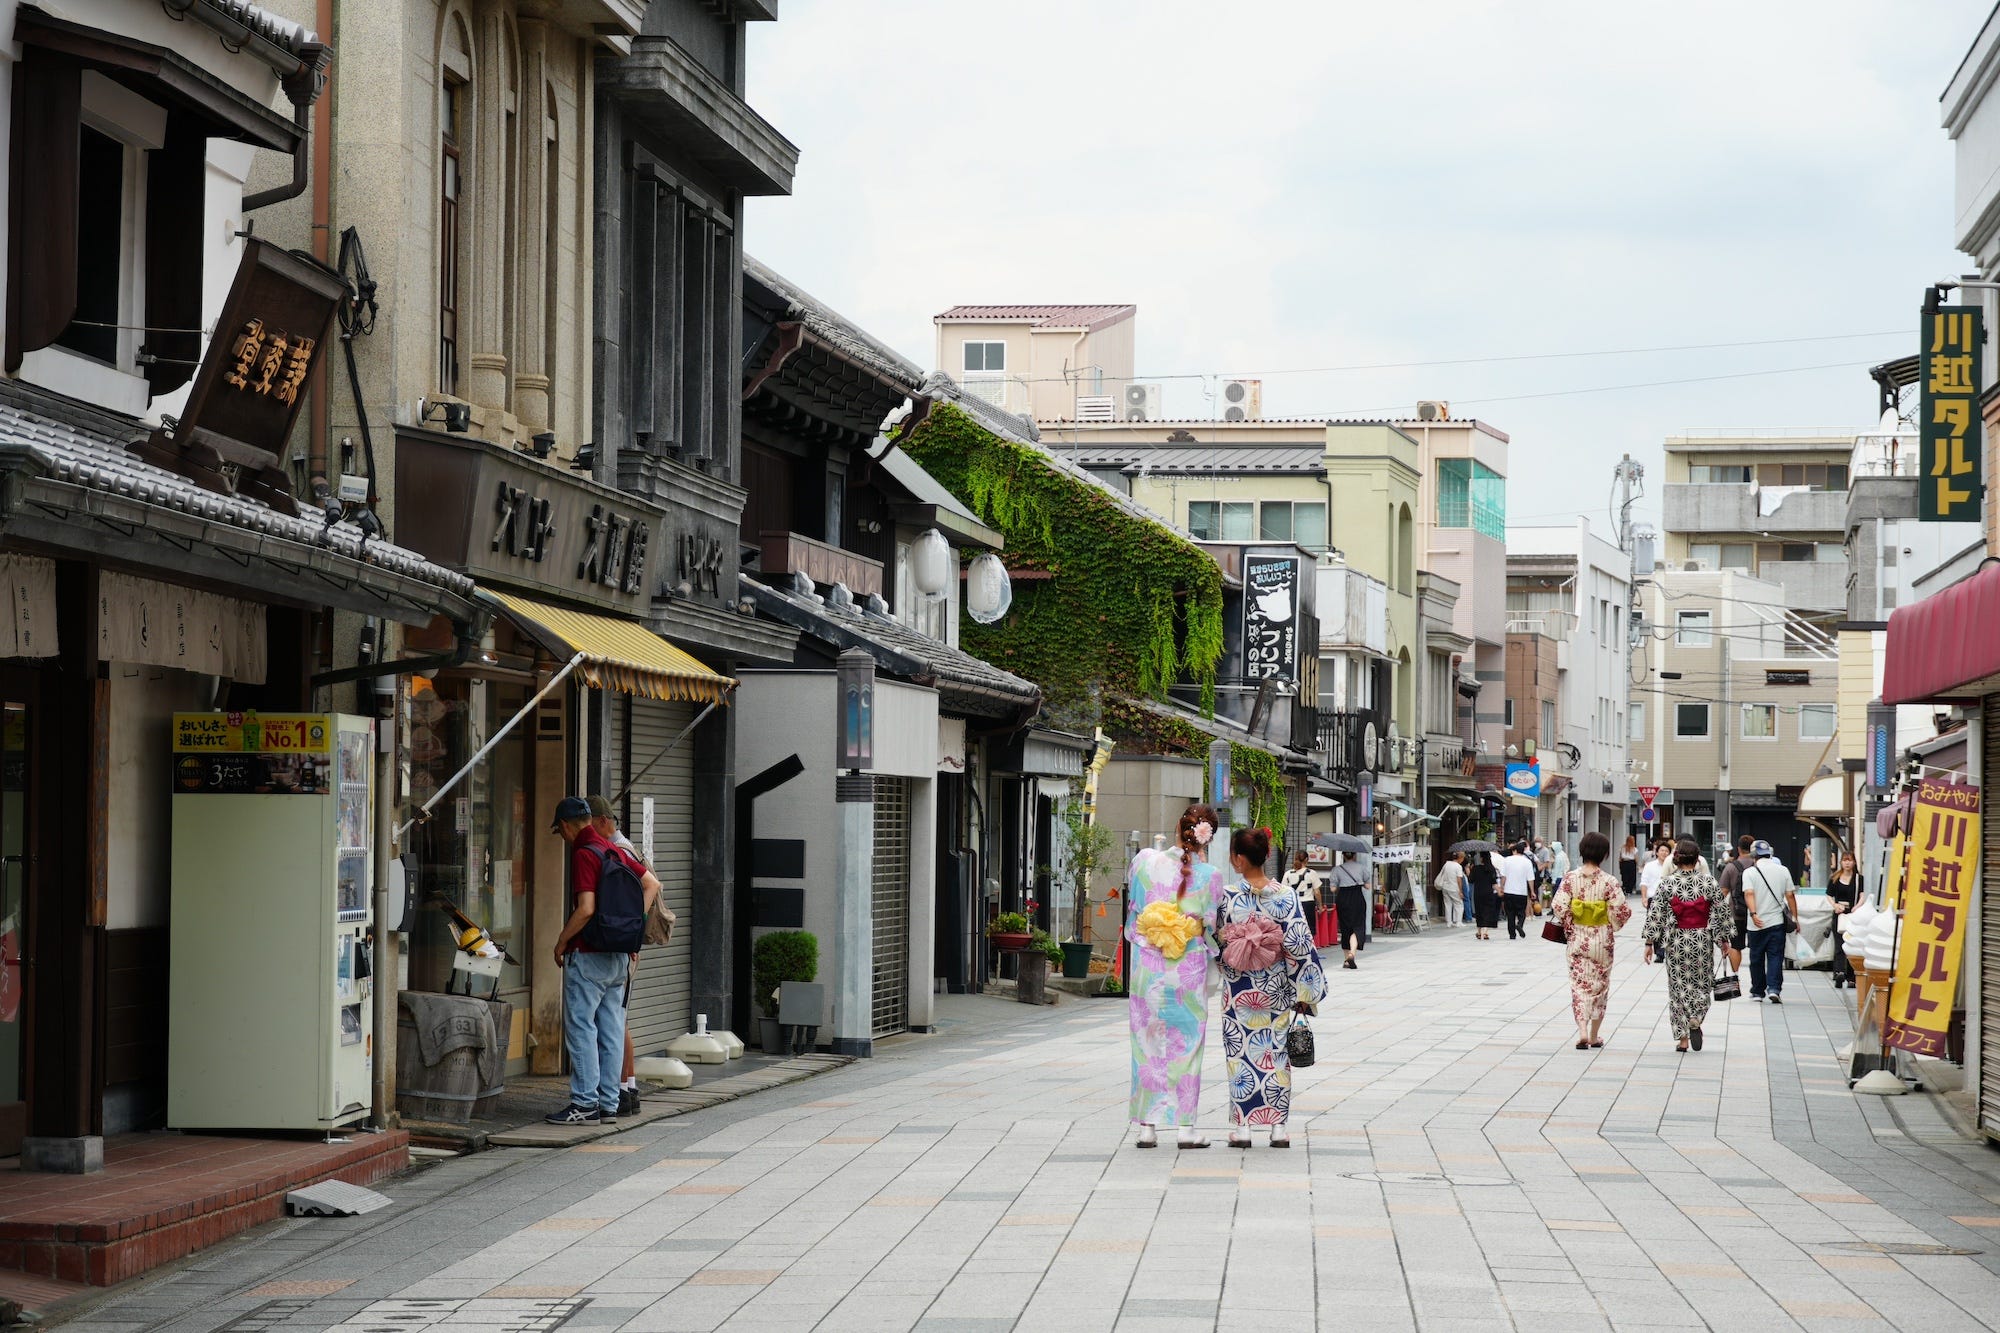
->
<box><xmin>1003</xmin><ymin>329</ymin><xmax>1907</xmax><ymax>386</ymax></box>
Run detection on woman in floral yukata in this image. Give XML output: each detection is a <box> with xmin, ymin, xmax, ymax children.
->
<box><xmin>1214</xmin><ymin>825</ymin><xmax>1326</xmax><ymax>1147</ymax></box>
<box><xmin>1550</xmin><ymin>830</ymin><xmax>1633</xmax><ymax>1050</ymax></box>
<box><xmin>1127</xmin><ymin>803</ymin><xmax>1221</xmax><ymax>1149</ymax></box>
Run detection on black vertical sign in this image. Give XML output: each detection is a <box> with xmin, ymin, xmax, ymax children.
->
<box><xmin>1920</xmin><ymin>304</ymin><xmax>1984</xmax><ymax>522</ymax></box>
<box><xmin>1243</xmin><ymin>555</ymin><xmax>1298</xmax><ymax>681</ymax></box>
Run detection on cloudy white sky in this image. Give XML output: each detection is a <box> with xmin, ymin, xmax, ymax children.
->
<box><xmin>745</xmin><ymin>1</ymin><xmax>1992</xmax><ymax>536</ymax></box>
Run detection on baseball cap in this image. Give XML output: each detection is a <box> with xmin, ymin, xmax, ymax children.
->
<box><xmin>550</xmin><ymin>795</ymin><xmax>591</xmax><ymax>831</ymax></box>
<box><xmin>1750</xmin><ymin>839</ymin><xmax>1774</xmax><ymax>858</ymax></box>
<box><xmin>586</xmin><ymin>794</ymin><xmax>616</xmax><ymax>821</ymax></box>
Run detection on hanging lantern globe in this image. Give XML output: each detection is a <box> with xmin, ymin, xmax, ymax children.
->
<box><xmin>966</xmin><ymin>553</ymin><xmax>1013</xmax><ymax>624</ymax></box>
<box><xmin>911</xmin><ymin>528</ymin><xmax>952</xmax><ymax>597</ymax></box>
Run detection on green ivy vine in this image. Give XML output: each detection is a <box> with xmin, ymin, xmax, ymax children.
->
<box><xmin>900</xmin><ymin>404</ymin><xmax>1224</xmax><ymax>713</ymax></box>
<box><xmin>1229</xmin><ymin>744</ymin><xmax>1288</xmax><ymax>848</ymax></box>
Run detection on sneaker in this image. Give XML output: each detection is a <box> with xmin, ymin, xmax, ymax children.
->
<box><xmin>618</xmin><ymin>1087</ymin><xmax>641</xmax><ymax>1118</ymax></box>
<box><xmin>1750</xmin><ymin>992</ymin><xmax>1766</xmax><ymax>1001</ymax></box>
<box><xmin>599</xmin><ymin>1106</ymin><xmax>620</xmax><ymax>1125</ymax></box>
<box><xmin>545</xmin><ymin>1104</ymin><xmax>602</xmax><ymax>1126</ymax></box>
<box><xmin>1769</xmin><ymin>995</ymin><xmax>1783</xmax><ymax>1006</ymax></box>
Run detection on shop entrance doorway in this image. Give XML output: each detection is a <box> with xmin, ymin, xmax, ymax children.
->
<box><xmin>0</xmin><ymin>692</ymin><xmax>33</xmax><ymax>1155</ymax></box>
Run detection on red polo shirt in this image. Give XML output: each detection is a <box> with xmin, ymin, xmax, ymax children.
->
<box><xmin>568</xmin><ymin>824</ymin><xmax>646</xmax><ymax>953</ymax></box>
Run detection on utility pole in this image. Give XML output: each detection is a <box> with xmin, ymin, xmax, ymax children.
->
<box><xmin>1611</xmin><ymin>454</ymin><xmax>1645</xmax><ymax>554</ymax></box>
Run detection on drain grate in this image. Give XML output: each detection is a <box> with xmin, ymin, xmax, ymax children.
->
<box><xmin>1822</xmin><ymin>1241</ymin><xmax>1981</xmax><ymax>1256</ymax></box>
<box><xmin>1345</xmin><ymin>1170</ymin><xmax>1512</xmax><ymax>1187</ymax></box>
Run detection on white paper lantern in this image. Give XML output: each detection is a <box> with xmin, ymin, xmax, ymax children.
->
<box><xmin>966</xmin><ymin>553</ymin><xmax>1013</xmax><ymax>624</ymax></box>
<box><xmin>911</xmin><ymin>528</ymin><xmax>952</xmax><ymax>597</ymax></box>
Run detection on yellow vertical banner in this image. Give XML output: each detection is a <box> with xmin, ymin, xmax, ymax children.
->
<box><xmin>1884</xmin><ymin>778</ymin><xmax>1981</xmax><ymax>1056</ymax></box>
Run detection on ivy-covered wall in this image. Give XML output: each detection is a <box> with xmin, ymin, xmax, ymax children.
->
<box><xmin>901</xmin><ymin>404</ymin><xmax>1224</xmax><ymax>715</ymax></box>
<box><xmin>902</xmin><ymin>403</ymin><xmax>1287</xmax><ymax>848</ymax></box>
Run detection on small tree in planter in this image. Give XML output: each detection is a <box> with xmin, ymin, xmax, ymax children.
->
<box><xmin>751</xmin><ymin>930</ymin><xmax>817</xmax><ymax>1053</ymax></box>
<box><xmin>1058</xmin><ymin>783</ymin><xmax>1117</xmax><ymax>963</ymax></box>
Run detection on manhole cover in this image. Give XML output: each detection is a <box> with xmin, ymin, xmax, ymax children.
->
<box><xmin>1345</xmin><ymin>1171</ymin><xmax>1512</xmax><ymax>1187</ymax></box>
<box><xmin>1822</xmin><ymin>1241</ymin><xmax>1981</xmax><ymax>1256</ymax></box>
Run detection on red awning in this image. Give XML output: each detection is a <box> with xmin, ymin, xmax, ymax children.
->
<box><xmin>1882</xmin><ymin>560</ymin><xmax>2000</xmax><ymax>704</ymax></box>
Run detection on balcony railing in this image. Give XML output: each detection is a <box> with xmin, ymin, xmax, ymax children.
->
<box><xmin>759</xmin><ymin>531</ymin><xmax>884</xmax><ymax>599</ymax></box>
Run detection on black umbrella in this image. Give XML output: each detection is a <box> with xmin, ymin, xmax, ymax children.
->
<box><xmin>1447</xmin><ymin>838</ymin><xmax>1499</xmax><ymax>855</ymax></box>
<box><xmin>1312</xmin><ymin>832</ymin><xmax>1374</xmax><ymax>855</ymax></box>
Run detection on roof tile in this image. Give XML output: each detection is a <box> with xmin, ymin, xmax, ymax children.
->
<box><xmin>935</xmin><ymin>304</ymin><xmax>1136</xmax><ymax>333</ymax></box>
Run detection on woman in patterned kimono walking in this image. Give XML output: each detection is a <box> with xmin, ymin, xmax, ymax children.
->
<box><xmin>1551</xmin><ymin>831</ymin><xmax>1632</xmax><ymax>1050</ymax></box>
<box><xmin>1127</xmin><ymin>804</ymin><xmax>1222</xmax><ymax>1149</ymax></box>
<box><xmin>1215</xmin><ymin>826</ymin><xmax>1327</xmax><ymax>1148</ymax></box>
<box><xmin>1643</xmin><ymin>837</ymin><xmax>1739</xmax><ymax>1053</ymax></box>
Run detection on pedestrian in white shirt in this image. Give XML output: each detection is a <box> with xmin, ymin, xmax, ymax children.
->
<box><xmin>1635</xmin><ymin>841</ymin><xmax>1671</xmax><ymax>963</ymax></box>
<box><xmin>1435</xmin><ymin>851</ymin><xmax>1466</xmax><ymax>927</ymax></box>
<box><xmin>1499</xmin><ymin>843</ymin><xmax>1535</xmax><ymax>939</ymax></box>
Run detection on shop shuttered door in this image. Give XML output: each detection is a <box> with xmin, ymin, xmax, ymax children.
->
<box><xmin>1983</xmin><ymin>702</ymin><xmax>2000</xmax><ymax>1140</ymax></box>
<box><xmin>615</xmin><ymin>696</ymin><xmax>697</xmax><ymax>1056</ymax></box>
<box><xmin>872</xmin><ymin>777</ymin><xmax>911</xmax><ymax>1038</ymax></box>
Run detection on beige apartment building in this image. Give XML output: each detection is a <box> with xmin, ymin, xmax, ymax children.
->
<box><xmin>932</xmin><ymin>304</ymin><xmax>1138</xmax><ymax>420</ymax></box>
<box><xmin>1660</xmin><ymin>432</ymin><xmax>1853</xmax><ymax>616</ymax></box>
<box><xmin>1632</xmin><ymin>570</ymin><xmax>1838</xmax><ymax>866</ymax></box>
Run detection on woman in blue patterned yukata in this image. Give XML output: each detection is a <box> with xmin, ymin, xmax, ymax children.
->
<box><xmin>1127</xmin><ymin>803</ymin><xmax>1222</xmax><ymax>1150</ymax></box>
<box><xmin>1215</xmin><ymin>826</ymin><xmax>1327</xmax><ymax>1148</ymax></box>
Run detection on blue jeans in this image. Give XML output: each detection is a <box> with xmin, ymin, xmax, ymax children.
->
<box><xmin>1462</xmin><ymin>884</ymin><xmax>1474</xmax><ymax>923</ymax></box>
<box><xmin>1747</xmin><ymin>925</ymin><xmax>1786</xmax><ymax>997</ymax></box>
<box><xmin>562</xmin><ymin>950</ymin><xmax>629</xmax><ymax>1113</ymax></box>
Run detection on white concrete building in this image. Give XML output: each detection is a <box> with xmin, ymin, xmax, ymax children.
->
<box><xmin>1505</xmin><ymin>521</ymin><xmax>1634</xmax><ymax>853</ymax></box>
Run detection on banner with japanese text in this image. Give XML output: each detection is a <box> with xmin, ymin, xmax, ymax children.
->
<box><xmin>1919</xmin><ymin>304</ymin><xmax>1984</xmax><ymax>522</ymax></box>
<box><xmin>1884</xmin><ymin>778</ymin><xmax>1980</xmax><ymax>1056</ymax></box>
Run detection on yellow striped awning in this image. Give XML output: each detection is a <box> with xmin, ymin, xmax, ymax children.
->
<box><xmin>487</xmin><ymin>591</ymin><xmax>735</xmax><ymax>705</ymax></box>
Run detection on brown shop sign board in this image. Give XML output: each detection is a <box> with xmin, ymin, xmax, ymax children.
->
<box><xmin>394</xmin><ymin>433</ymin><xmax>662</xmax><ymax>616</ymax></box>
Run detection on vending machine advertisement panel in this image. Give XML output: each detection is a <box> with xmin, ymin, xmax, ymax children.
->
<box><xmin>167</xmin><ymin>713</ymin><xmax>373</xmax><ymax>1131</ymax></box>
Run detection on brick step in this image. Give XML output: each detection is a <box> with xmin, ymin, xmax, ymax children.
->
<box><xmin>0</xmin><ymin>1131</ymin><xmax>408</xmax><ymax>1286</ymax></box>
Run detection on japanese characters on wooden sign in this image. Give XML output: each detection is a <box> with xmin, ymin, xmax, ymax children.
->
<box><xmin>1242</xmin><ymin>554</ymin><xmax>1299</xmax><ymax>682</ymax></box>
<box><xmin>136</xmin><ymin>239</ymin><xmax>344</xmax><ymax>511</ymax></box>
<box><xmin>1884</xmin><ymin>777</ymin><xmax>1981</xmax><ymax>1057</ymax></box>
<box><xmin>1919</xmin><ymin>305</ymin><xmax>1984</xmax><ymax>522</ymax></box>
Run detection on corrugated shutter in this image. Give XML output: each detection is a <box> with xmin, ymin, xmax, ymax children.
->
<box><xmin>1983</xmin><ymin>703</ymin><xmax>2000</xmax><ymax>1140</ymax></box>
<box><xmin>872</xmin><ymin>777</ymin><xmax>911</xmax><ymax>1038</ymax></box>
<box><xmin>615</xmin><ymin>695</ymin><xmax>697</xmax><ymax>1055</ymax></box>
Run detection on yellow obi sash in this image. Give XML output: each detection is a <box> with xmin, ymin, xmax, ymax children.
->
<box><xmin>1569</xmin><ymin>899</ymin><xmax>1611</xmax><ymax>928</ymax></box>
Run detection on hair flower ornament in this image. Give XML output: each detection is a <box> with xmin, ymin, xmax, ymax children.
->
<box><xmin>1135</xmin><ymin>900</ymin><xmax>1203</xmax><ymax>959</ymax></box>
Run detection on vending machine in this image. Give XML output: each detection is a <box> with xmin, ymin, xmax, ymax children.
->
<box><xmin>168</xmin><ymin>712</ymin><xmax>374</xmax><ymax>1131</ymax></box>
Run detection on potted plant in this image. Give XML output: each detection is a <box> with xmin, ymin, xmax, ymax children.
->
<box><xmin>988</xmin><ymin>910</ymin><xmax>1032</xmax><ymax>953</ymax></box>
<box><xmin>752</xmin><ymin>929</ymin><xmax>818</xmax><ymax>1054</ymax></box>
<box><xmin>1016</xmin><ymin>929</ymin><xmax>1057</xmax><ymax>1005</ymax></box>
<box><xmin>1058</xmin><ymin>782</ymin><xmax>1117</xmax><ymax>977</ymax></box>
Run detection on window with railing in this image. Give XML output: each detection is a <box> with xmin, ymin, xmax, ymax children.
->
<box><xmin>1436</xmin><ymin>458</ymin><xmax>1505</xmax><ymax>538</ymax></box>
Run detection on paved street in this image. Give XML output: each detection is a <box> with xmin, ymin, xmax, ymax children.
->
<box><xmin>53</xmin><ymin>921</ymin><xmax>2000</xmax><ymax>1333</ymax></box>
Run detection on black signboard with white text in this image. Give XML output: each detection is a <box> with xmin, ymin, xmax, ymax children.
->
<box><xmin>1243</xmin><ymin>555</ymin><xmax>1299</xmax><ymax>681</ymax></box>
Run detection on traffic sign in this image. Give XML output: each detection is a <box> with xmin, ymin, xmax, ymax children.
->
<box><xmin>1640</xmin><ymin>807</ymin><xmax>1658</xmax><ymax>822</ymax></box>
<box><xmin>1638</xmin><ymin>785</ymin><xmax>1661</xmax><ymax>807</ymax></box>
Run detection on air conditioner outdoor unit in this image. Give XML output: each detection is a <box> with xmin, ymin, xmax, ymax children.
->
<box><xmin>1415</xmin><ymin>399</ymin><xmax>1450</xmax><ymax>421</ymax></box>
<box><xmin>1681</xmin><ymin>558</ymin><xmax>1707</xmax><ymax>572</ymax></box>
<box><xmin>1123</xmin><ymin>383</ymin><xmax>1163</xmax><ymax>421</ymax></box>
<box><xmin>1074</xmin><ymin>395</ymin><xmax>1116</xmax><ymax>421</ymax></box>
<box><xmin>1220</xmin><ymin>378</ymin><xmax>1262</xmax><ymax>421</ymax></box>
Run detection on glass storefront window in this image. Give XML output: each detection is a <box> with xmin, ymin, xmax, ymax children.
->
<box><xmin>406</xmin><ymin>675</ymin><xmax>531</xmax><ymax>996</ymax></box>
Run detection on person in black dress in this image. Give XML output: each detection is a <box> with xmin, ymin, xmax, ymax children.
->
<box><xmin>1618</xmin><ymin>835</ymin><xmax>1639</xmax><ymax>897</ymax></box>
<box><xmin>1826</xmin><ymin>849</ymin><xmax>1861</xmax><ymax>989</ymax></box>
<box><xmin>1470</xmin><ymin>851</ymin><xmax>1501</xmax><ymax>940</ymax></box>
<box><xmin>1331</xmin><ymin>851</ymin><xmax>1370</xmax><ymax>970</ymax></box>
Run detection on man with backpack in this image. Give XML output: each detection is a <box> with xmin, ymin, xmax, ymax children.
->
<box><xmin>548</xmin><ymin>795</ymin><xmax>659</xmax><ymax>1126</ymax></box>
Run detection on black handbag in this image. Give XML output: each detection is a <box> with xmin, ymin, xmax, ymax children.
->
<box><xmin>1713</xmin><ymin>950</ymin><xmax>1742</xmax><ymax>1002</ymax></box>
<box><xmin>1287</xmin><ymin>1016</ymin><xmax>1316</xmax><ymax>1068</ymax></box>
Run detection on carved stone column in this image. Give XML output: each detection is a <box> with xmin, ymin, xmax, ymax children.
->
<box><xmin>463</xmin><ymin>11</ymin><xmax>510</xmax><ymax>411</ymax></box>
<box><xmin>512</xmin><ymin>21</ymin><xmax>553</xmax><ymax>435</ymax></box>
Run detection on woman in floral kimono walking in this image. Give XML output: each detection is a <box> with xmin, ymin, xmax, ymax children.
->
<box><xmin>1215</xmin><ymin>826</ymin><xmax>1327</xmax><ymax>1148</ymax></box>
<box><xmin>1643</xmin><ymin>837</ymin><xmax>1739</xmax><ymax>1053</ymax></box>
<box><xmin>1127</xmin><ymin>803</ymin><xmax>1222</xmax><ymax>1149</ymax></box>
<box><xmin>1550</xmin><ymin>831</ymin><xmax>1632</xmax><ymax>1050</ymax></box>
